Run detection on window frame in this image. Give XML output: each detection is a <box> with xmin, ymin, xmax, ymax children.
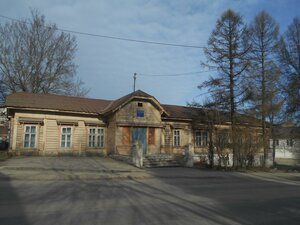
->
<box><xmin>23</xmin><ymin>125</ymin><xmax>37</xmax><ymax>148</ymax></box>
<box><xmin>173</xmin><ymin>129</ymin><xmax>181</xmax><ymax>147</ymax></box>
<box><xmin>61</xmin><ymin>126</ymin><xmax>72</xmax><ymax>148</ymax></box>
<box><xmin>88</xmin><ymin>127</ymin><xmax>105</xmax><ymax>148</ymax></box>
<box><xmin>136</xmin><ymin>109</ymin><xmax>145</xmax><ymax>118</ymax></box>
<box><xmin>195</xmin><ymin>130</ymin><xmax>208</xmax><ymax>147</ymax></box>
<box><xmin>287</xmin><ymin>139</ymin><xmax>294</xmax><ymax>147</ymax></box>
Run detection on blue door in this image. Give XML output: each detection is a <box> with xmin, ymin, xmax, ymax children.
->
<box><xmin>132</xmin><ymin>127</ymin><xmax>147</xmax><ymax>155</ymax></box>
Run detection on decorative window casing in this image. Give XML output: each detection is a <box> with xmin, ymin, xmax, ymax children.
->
<box><xmin>24</xmin><ymin>125</ymin><xmax>37</xmax><ymax>148</ymax></box>
<box><xmin>61</xmin><ymin>127</ymin><xmax>72</xmax><ymax>148</ymax></box>
<box><xmin>88</xmin><ymin>128</ymin><xmax>104</xmax><ymax>148</ymax></box>
<box><xmin>173</xmin><ymin>129</ymin><xmax>180</xmax><ymax>146</ymax></box>
<box><xmin>195</xmin><ymin>131</ymin><xmax>208</xmax><ymax>147</ymax></box>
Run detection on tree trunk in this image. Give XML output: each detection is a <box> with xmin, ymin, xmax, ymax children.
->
<box><xmin>229</xmin><ymin>21</ymin><xmax>238</xmax><ymax>168</ymax></box>
<box><xmin>261</xmin><ymin>36</ymin><xmax>268</xmax><ymax>168</ymax></box>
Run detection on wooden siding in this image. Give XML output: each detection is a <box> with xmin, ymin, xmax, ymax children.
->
<box><xmin>10</xmin><ymin>112</ymin><xmax>107</xmax><ymax>155</ymax></box>
<box><xmin>122</xmin><ymin>127</ymin><xmax>131</xmax><ymax>145</ymax></box>
<box><xmin>45</xmin><ymin>119</ymin><xmax>58</xmax><ymax>152</ymax></box>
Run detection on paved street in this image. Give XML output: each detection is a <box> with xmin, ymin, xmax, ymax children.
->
<box><xmin>0</xmin><ymin>158</ymin><xmax>300</xmax><ymax>225</ymax></box>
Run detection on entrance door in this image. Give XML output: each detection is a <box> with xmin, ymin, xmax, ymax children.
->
<box><xmin>132</xmin><ymin>127</ymin><xmax>147</xmax><ymax>155</ymax></box>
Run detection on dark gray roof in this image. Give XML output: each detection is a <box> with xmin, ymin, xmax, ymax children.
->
<box><xmin>273</xmin><ymin>127</ymin><xmax>300</xmax><ymax>139</ymax></box>
<box><xmin>5</xmin><ymin>92</ymin><xmax>112</xmax><ymax>114</ymax></box>
<box><xmin>5</xmin><ymin>90</ymin><xmax>261</xmax><ymax>125</ymax></box>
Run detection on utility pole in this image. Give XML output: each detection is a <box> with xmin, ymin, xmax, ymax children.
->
<box><xmin>133</xmin><ymin>73</ymin><xmax>137</xmax><ymax>92</ymax></box>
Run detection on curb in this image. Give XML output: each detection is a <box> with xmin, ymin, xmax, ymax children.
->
<box><xmin>0</xmin><ymin>166</ymin><xmax>143</xmax><ymax>173</ymax></box>
<box><xmin>0</xmin><ymin>173</ymin><xmax>153</xmax><ymax>181</ymax></box>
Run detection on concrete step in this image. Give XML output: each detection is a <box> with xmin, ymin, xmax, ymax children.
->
<box><xmin>143</xmin><ymin>162</ymin><xmax>181</xmax><ymax>168</ymax></box>
<box><xmin>143</xmin><ymin>154</ymin><xmax>182</xmax><ymax>167</ymax></box>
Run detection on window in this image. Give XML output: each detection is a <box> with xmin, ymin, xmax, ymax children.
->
<box><xmin>195</xmin><ymin>131</ymin><xmax>208</xmax><ymax>147</ymax></box>
<box><xmin>138</xmin><ymin>102</ymin><xmax>143</xmax><ymax>107</ymax></box>
<box><xmin>136</xmin><ymin>110</ymin><xmax>144</xmax><ymax>117</ymax></box>
<box><xmin>89</xmin><ymin>128</ymin><xmax>104</xmax><ymax>148</ymax></box>
<box><xmin>173</xmin><ymin>129</ymin><xmax>180</xmax><ymax>146</ymax></box>
<box><xmin>275</xmin><ymin>139</ymin><xmax>279</xmax><ymax>146</ymax></box>
<box><xmin>61</xmin><ymin>127</ymin><xmax>72</xmax><ymax>148</ymax></box>
<box><xmin>287</xmin><ymin>139</ymin><xmax>294</xmax><ymax>147</ymax></box>
<box><xmin>122</xmin><ymin>127</ymin><xmax>131</xmax><ymax>145</ymax></box>
<box><xmin>24</xmin><ymin>125</ymin><xmax>36</xmax><ymax>148</ymax></box>
<box><xmin>148</xmin><ymin>128</ymin><xmax>155</xmax><ymax>145</ymax></box>
<box><xmin>97</xmin><ymin>128</ymin><xmax>104</xmax><ymax>147</ymax></box>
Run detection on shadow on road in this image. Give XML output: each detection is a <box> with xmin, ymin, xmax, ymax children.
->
<box><xmin>142</xmin><ymin>167</ymin><xmax>300</xmax><ymax>225</ymax></box>
<box><xmin>0</xmin><ymin>173</ymin><xmax>29</xmax><ymax>225</ymax></box>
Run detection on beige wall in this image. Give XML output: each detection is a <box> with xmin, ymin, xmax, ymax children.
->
<box><xmin>10</xmin><ymin>111</ymin><xmax>107</xmax><ymax>156</ymax></box>
<box><xmin>9</xmin><ymin>99</ymin><xmax>264</xmax><ymax>157</ymax></box>
<box><xmin>114</xmin><ymin>100</ymin><xmax>163</xmax><ymax>155</ymax></box>
<box><xmin>107</xmin><ymin>114</ymin><xmax>117</xmax><ymax>155</ymax></box>
<box><xmin>115</xmin><ymin>100</ymin><xmax>162</xmax><ymax>125</ymax></box>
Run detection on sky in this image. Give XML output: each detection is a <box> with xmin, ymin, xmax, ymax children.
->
<box><xmin>0</xmin><ymin>0</ymin><xmax>299</xmax><ymax>106</ymax></box>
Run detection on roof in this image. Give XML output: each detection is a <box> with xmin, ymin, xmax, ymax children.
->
<box><xmin>5</xmin><ymin>92</ymin><xmax>112</xmax><ymax>114</ymax></box>
<box><xmin>5</xmin><ymin>90</ymin><xmax>260</xmax><ymax>125</ymax></box>
<box><xmin>273</xmin><ymin>127</ymin><xmax>300</xmax><ymax>139</ymax></box>
<box><xmin>161</xmin><ymin>104</ymin><xmax>206</xmax><ymax>120</ymax></box>
<box><xmin>161</xmin><ymin>104</ymin><xmax>261</xmax><ymax>125</ymax></box>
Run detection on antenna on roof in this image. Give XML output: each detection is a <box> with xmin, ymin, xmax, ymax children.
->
<box><xmin>133</xmin><ymin>73</ymin><xmax>137</xmax><ymax>92</ymax></box>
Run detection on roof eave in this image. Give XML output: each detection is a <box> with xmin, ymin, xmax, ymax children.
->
<box><xmin>6</xmin><ymin>106</ymin><xmax>100</xmax><ymax>116</ymax></box>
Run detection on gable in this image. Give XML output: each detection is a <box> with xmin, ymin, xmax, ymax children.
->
<box><xmin>115</xmin><ymin>99</ymin><xmax>162</xmax><ymax>124</ymax></box>
<box><xmin>103</xmin><ymin>90</ymin><xmax>167</xmax><ymax>116</ymax></box>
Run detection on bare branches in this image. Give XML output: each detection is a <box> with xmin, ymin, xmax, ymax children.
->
<box><xmin>277</xmin><ymin>17</ymin><xmax>300</xmax><ymax>122</ymax></box>
<box><xmin>0</xmin><ymin>10</ymin><xmax>88</xmax><ymax>102</ymax></box>
<box><xmin>201</xmin><ymin>9</ymin><xmax>251</xmax><ymax>167</ymax></box>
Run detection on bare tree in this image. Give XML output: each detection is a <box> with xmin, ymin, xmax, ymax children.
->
<box><xmin>214</xmin><ymin>129</ymin><xmax>230</xmax><ymax>169</ymax></box>
<box><xmin>0</xmin><ymin>10</ymin><xmax>88</xmax><ymax>102</ymax></box>
<box><xmin>246</xmin><ymin>11</ymin><xmax>281</xmax><ymax>167</ymax></box>
<box><xmin>278</xmin><ymin>17</ymin><xmax>300</xmax><ymax>123</ymax></box>
<box><xmin>201</xmin><ymin>9</ymin><xmax>251</xmax><ymax>167</ymax></box>
<box><xmin>235</xmin><ymin>127</ymin><xmax>262</xmax><ymax>167</ymax></box>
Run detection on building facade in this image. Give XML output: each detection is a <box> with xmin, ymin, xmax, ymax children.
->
<box><xmin>5</xmin><ymin>90</ymin><xmax>263</xmax><ymax>166</ymax></box>
<box><xmin>271</xmin><ymin>126</ymin><xmax>300</xmax><ymax>166</ymax></box>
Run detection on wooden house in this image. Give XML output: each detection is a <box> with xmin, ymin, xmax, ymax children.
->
<box><xmin>5</xmin><ymin>90</ymin><xmax>264</xmax><ymax>166</ymax></box>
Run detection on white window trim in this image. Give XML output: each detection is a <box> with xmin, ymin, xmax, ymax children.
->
<box><xmin>195</xmin><ymin>130</ymin><xmax>208</xmax><ymax>147</ymax></box>
<box><xmin>23</xmin><ymin>125</ymin><xmax>38</xmax><ymax>148</ymax></box>
<box><xmin>60</xmin><ymin>126</ymin><xmax>73</xmax><ymax>149</ymax></box>
<box><xmin>88</xmin><ymin>127</ymin><xmax>105</xmax><ymax>148</ymax></box>
<box><xmin>173</xmin><ymin>129</ymin><xmax>180</xmax><ymax>147</ymax></box>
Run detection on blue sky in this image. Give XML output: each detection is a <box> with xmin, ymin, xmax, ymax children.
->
<box><xmin>1</xmin><ymin>0</ymin><xmax>299</xmax><ymax>105</ymax></box>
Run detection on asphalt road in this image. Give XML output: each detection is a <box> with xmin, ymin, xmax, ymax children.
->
<box><xmin>1</xmin><ymin>168</ymin><xmax>300</xmax><ymax>225</ymax></box>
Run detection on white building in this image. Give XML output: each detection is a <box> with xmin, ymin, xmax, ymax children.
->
<box><xmin>272</xmin><ymin>126</ymin><xmax>300</xmax><ymax>166</ymax></box>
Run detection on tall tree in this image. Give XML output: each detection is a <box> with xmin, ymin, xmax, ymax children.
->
<box><xmin>247</xmin><ymin>11</ymin><xmax>280</xmax><ymax>167</ymax></box>
<box><xmin>278</xmin><ymin>17</ymin><xmax>300</xmax><ymax>123</ymax></box>
<box><xmin>0</xmin><ymin>10</ymin><xmax>88</xmax><ymax>102</ymax></box>
<box><xmin>201</xmin><ymin>9</ymin><xmax>250</xmax><ymax>167</ymax></box>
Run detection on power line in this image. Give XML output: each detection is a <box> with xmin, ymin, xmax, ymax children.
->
<box><xmin>0</xmin><ymin>14</ymin><xmax>205</xmax><ymax>49</ymax></box>
<box><xmin>138</xmin><ymin>69</ymin><xmax>217</xmax><ymax>77</ymax></box>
